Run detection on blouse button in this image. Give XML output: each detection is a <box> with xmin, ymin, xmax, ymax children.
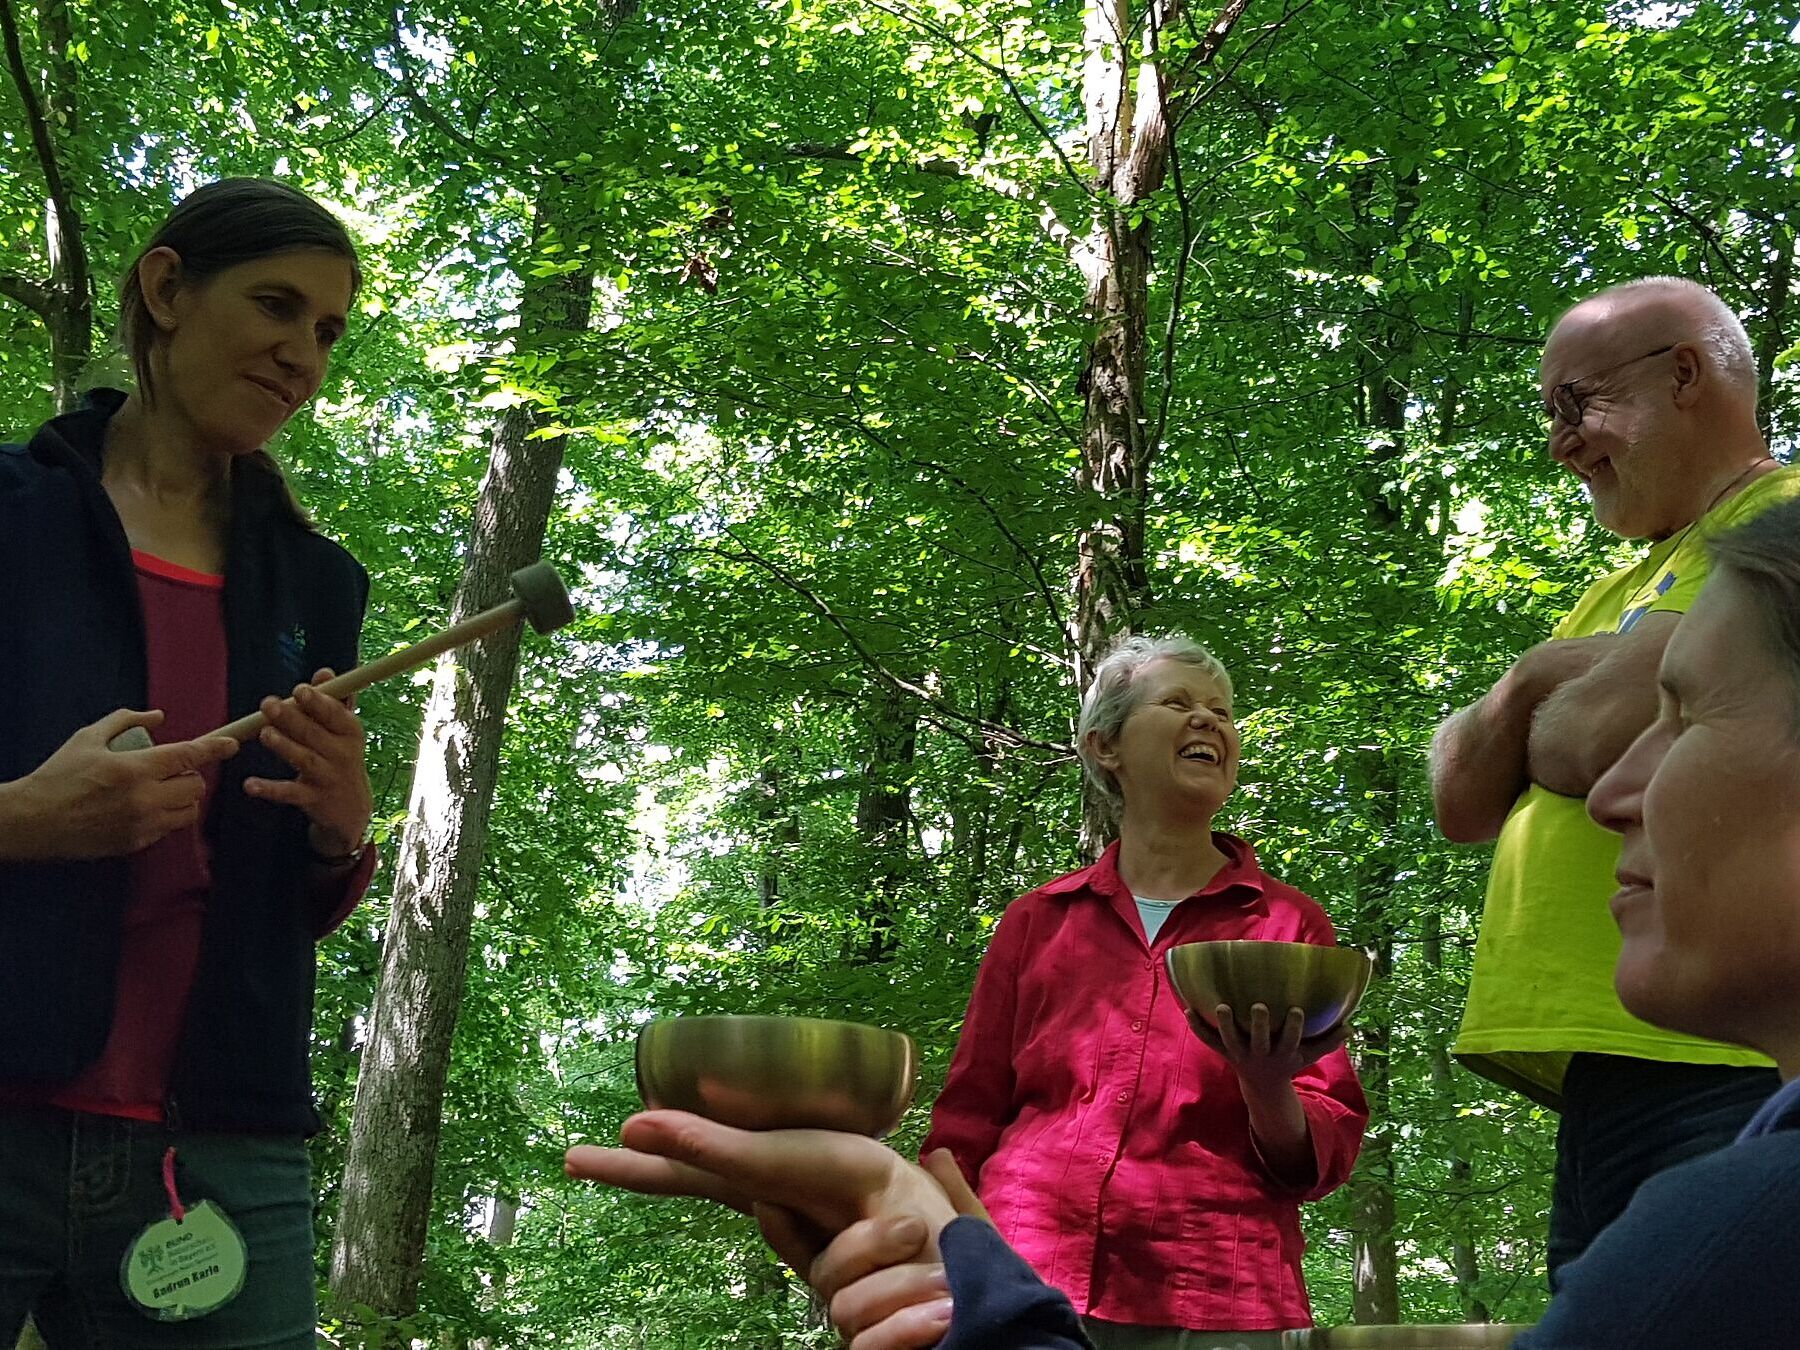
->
<box><xmin>1131</xmin><ymin>1019</ymin><xmax>1144</xmax><ymax>1032</ymax></box>
<box><xmin>1116</xmin><ymin>1090</ymin><xmax>1129</xmax><ymax>1104</ymax></box>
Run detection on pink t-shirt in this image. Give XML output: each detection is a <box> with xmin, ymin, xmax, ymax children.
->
<box><xmin>3</xmin><ymin>550</ymin><xmax>374</xmax><ymax>1121</ymax></box>
<box><xmin>50</xmin><ymin>551</ymin><xmax>228</xmax><ymax>1119</ymax></box>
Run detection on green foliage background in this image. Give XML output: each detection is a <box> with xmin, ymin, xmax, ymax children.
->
<box><xmin>2</xmin><ymin>0</ymin><xmax>1795</xmax><ymax>1341</ymax></box>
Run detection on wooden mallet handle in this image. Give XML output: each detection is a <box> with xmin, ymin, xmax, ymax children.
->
<box><xmin>107</xmin><ymin>561</ymin><xmax>573</xmax><ymax>753</ymax></box>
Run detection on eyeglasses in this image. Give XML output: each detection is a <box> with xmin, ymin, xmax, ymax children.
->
<box><xmin>1546</xmin><ymin>344</ymin><xmax>1676</xmax><ymax>429</ymax></box>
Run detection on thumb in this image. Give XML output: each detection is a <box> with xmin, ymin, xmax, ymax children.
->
<box><xmin>145</xmin><ymin>735</ymin><xmax>240</xmax><ymax>780</ymax></box>
<box><xmin>92</xmin><ymin>708</ymin><xmax>163</xmax><ymax>744</ymax></box>
<box><xmin>754</xmin><ymin>1202</ymin><xmax>828</xmax><ymax>1278</ymax></box>
<box><xmin>922</xmin><ymin>1150</ymin><xmax>990</xmax><ymax>1224</ymax></box>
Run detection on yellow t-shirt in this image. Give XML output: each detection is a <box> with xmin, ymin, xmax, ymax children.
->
<box><xmin>1454</xmin><ymin>465</ymin><xmax>1800</xmax><ymax>1107</ymax></box>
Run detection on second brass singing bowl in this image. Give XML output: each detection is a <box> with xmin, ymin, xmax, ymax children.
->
<box><xmin>635</xmin><ymin>1015</ymin><xmax>920</xmax><ymax>1138</ymax></box>
<box><xmin>1167</xmin><ymin>940</ymin><xmax>1372</xmax><ymax>1039</ymax></box>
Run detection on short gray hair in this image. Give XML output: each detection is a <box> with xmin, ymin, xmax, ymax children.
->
<box><xmin>1709</xmin><ymin>497</ymin><xmax>1800</xmax><ymax>721</ymax></box>
<box><xmin>1605</xmin><ymin>276</ymin><xmax>1758</xmax><ymax>404</ymax></box>
<box><xmin>1076</xmin><ymin>634</ymin><xmax>1233</xmax><ymax>805</ymax></box>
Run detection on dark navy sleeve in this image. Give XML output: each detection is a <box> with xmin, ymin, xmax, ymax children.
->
<box><xmin>1515</xmin><ymin>1131</ymin><xmax>1800</xmax><ymax>1349</ymax></box>
<box><xmin>938</xmin><ymin>1217</ymin><xmax>1093</xmax><ymax>1350</ymax></box>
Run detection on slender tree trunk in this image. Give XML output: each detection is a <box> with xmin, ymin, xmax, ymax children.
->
<box><xmin>757</xmin><ymin>759</ymin><xmax>798</xmax><ymax>911</ymax></box>
<box><xmin>1349</xmin><ymin>935</ymin><xmax>1399</xmax><ymax>1324</ymax></box>
<box><xmin>951</xmin><ymin>676</ymin><xmax>1011</xmax><ymax>904</ymax></box>
<box><xmin>1755</xmin><ymin>222</ymin><xmax>1794</xmax><ymax>442</ymax></box>
<box><xmin>329</xmin><ymin>196</ymin><xmax>594</xmax><ymax>1320</ymax></box>
<box><xmin>1340</xmin><ymin>193</ymin><xmax>1419</xmax><ymax>1315</ymax></box>
<box><xmin>854</xmin><ymin>680</ymin><xmax>918</xmax><ymax>962</ymax></box>
<box><xmin>468</xmin><ymin>1196</ymin><xmax>520</xmax><ymax>1350</ymax></box>
<box><xmin>1424</xmin><ymin>912</ymin><xmax>1489</xmax><ymax>1321</ymax></box>
<box><xmin>0</xmin><ymin>0</ymin><xmax>93</xmax><ymax>410</ymax></box>
<box><xmin>1070</xmin><ymin>0</ymin><xmax>1247</xmax><ymax>857</ymax></box>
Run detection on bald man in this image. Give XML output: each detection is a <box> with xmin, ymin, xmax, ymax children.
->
<box><xmin>1431</xmin><ymin>277</ymin><xmax>1800</xmax><ymax>1281</ymax></box>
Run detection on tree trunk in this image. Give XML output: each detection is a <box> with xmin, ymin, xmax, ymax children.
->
<box><xmin>1348</xmin><ymin>937</ymin><xmax>1399</xmax><ymax>1324</ymax></box>
<box><xmin>0</xmin><ymin>0</ymin><xmax>93</xmax><ymax>411</ymax></box>
<box><xmin>1424</xmin><ymin>912</ymin><xmax>1489</xmax><ymax>1321</ymax></box>
<box><xmin>468</xmin><ymin>1196</ymin><xmax>520</xmax><ymax>1350</ymax></box>
<box><xmin>1755</xmin><ymin>222</ymin><xmax>1794</xmax><ymax>442</ymax></box>
<box><xmin>1070</xmin><ymin>0</ymin><xmax>1247</xmax><ymax>857</ymax></box>
<box><xmin>328</xmin><ymin>196</ymin><xmax>593</xmax><ymax>1320</ymax></box>
<box><xmin>1072</xmin><ymin>0</ymin><xmax>1168</xmax><ymax>857</ymax></box>
<box><xmin>756</xmin><ymin>759</ymin><xmax>798</xmax><ymax>911</ymax></box>
<box><xmin>950</xmin><ymin>675</ymin><xmax>1011</xmax><ymax>905</ymax></box>
<box><xmin>854</xmin><ymin>679</ymin><xmax>918</xmax><ymax>961</ymax></box>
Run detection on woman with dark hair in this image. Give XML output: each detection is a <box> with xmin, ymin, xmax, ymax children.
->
<box><xmin>0</xmin><ymin>178</ymin><xmax>375</xmax><ymax>1346</ymax></box>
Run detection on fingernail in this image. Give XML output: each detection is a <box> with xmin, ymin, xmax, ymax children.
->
<box><xmin>889</xmin><ymin>1215</ymin><xmax>927</xmax><ymax>1245</ymax></box>
<box><xmin>926</xmin><ymin>1298</ymin><xmax>953</xmax><ymax>1324</ymax></box>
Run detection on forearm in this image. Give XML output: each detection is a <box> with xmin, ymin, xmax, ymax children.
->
<box><xmin>0</xmin><ymin>779</ymin><xmax>28</xmax><ymax>861</ymax></box>
<box><xmin>1525</xmin><ymin>614</ymin><xmax>1673</xmax><ymax>798</ymax></box>
<box><xmin>1240</xmin><ymin>1076</ymin><xmax>1317</xmax><ymax>1190</ymax></box>
<box><xmin>0</xmin><ymin>777</ymin><xmax>50</xmax><ymax>862</ymax></box>
<box><xmin>1527</xmin><ymin>672</ymin><xmax>1660</xmax><ymax>798</ymax></box>
<box><xmin>1430</xmin><ymin>667</ymin><xmax>1542</xmax><ymax>844</ymax></box>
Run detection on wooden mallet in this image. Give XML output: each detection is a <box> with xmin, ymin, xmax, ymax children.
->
<box><xmin>109</xmin><ymin>561</ymin><xmax>575</xmax><ymax>753</ymax></box>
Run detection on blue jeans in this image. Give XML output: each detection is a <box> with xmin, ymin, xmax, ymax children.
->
<box><xmin>0</xmin><ymin>1106</ymin><xmax>316</xmax><ymax>1348</ymax></box>
<box><xmin>1547</xmin><ymin>1053</ymin><xmax>1780</xmax><ymax>1288</ymax></box>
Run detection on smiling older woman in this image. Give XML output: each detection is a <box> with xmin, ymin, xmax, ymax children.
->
<box><xmin>921</xmin><ymin>635</ymin><xmax>1368</xmax><ymax>1349</ymax></box>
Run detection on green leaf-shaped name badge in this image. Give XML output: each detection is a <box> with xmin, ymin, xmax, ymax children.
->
<box><xmin>120</xmin><ymin>1200</ymin><xmax>248</xmax><ymax>1321</ymax></box>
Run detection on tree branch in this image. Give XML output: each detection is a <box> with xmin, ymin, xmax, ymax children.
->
<box><xmin>908</xmin><ymin>454</ymin><xmax>1069</xmax><ymax>638</ymax></box>
<box><xmin>779</xmin><ymin>141</ymin><xmax>1085</xmax><ymax>259</ymax></box>
<box><xmin>0</xmin><ymin>0</ymin><xmax>76</xmax><ymax>261</ymax></box>
<box><xmin>856</xmin><ymin>0</ymin><xmax>1095</xmax><ymax>199</ymax></box>
<box><xmin>1174</xmin><ymin>0</ymin><xmax>1313</xmax><ymax>126</ymax></box>
<box><xmin>708</xmin><ymin>537</ymin><xmax>1070</xmax><ymax>756</ymax></box>
<box><xmin>388</xmin><ymin>6</ymin><xmax>514</xmax><ymax>166</ymax></box>
<box><xmin>0</xmin><ymin>271</ymin><xmax>50</xmax><ymax>318</ymax></box>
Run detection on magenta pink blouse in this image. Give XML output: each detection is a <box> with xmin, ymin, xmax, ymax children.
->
<box><xmin>923</xmin><ymin>836</ymin><xmax>1368</xmax><ymax>1331</ymax></box>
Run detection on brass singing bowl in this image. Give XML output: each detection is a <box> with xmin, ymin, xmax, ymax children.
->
<box><xmin>1167</xmin><ymin>940</ymin><xmax>1373</xmax><ymax>1039</ymax></box>
<box><xmin>635</xmin><ymin>1015</ymin><xmax>920</xmax><ymax>1138</ymax></box>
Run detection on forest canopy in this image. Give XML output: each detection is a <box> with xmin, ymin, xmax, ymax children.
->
<box><xmin>1</xmin><ymin>0</ymin><xmax>1795</xmax><ymax>1342</ymax></box>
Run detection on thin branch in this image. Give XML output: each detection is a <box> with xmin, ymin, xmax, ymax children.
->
<box><xmin>0</xmin><ymin>0</ymin><xmax>72</xmax><ymax>232</ymax></box>
<box><xmin>313</xmin><ymin>88</ymin><xmax>402</xmax><ymax>151</ymax></box>
<box><xmin>1647</xmin><ymin>188</ymin><xmax>1752</xmax><ymax>290</ymax></box>
<box><xmin>779</xmin><ymin>141</ymin><xmax>1085</xmax><ymax>259</ymax></box>
<box><xmin>389</xmin><ymin>6</ymin><xmax>514</xmax><ymax>165</ymax></box>
<box><xmin>709</xmin><ymin>538</ymin><xmax>1070</xmax><ymax>756</ymax></box>
<box><xmin>857</xmin><ymin>0</ymin><xmax>1094</xmax><ymax>199</ymax></box>
<box><xmin>907</xmin><ymin>454</ymin><xmax>1069</xmax><ymax>637</ymax></box>
<box><xmin>1175</xmin><ymin>0</ymin><xmax>1317</xmax><ymax>127</ymax></box>
<box><xmin>0</xmin><ymin>271</ymin><xmax>50</xmax><ymax>318</ymax></box>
